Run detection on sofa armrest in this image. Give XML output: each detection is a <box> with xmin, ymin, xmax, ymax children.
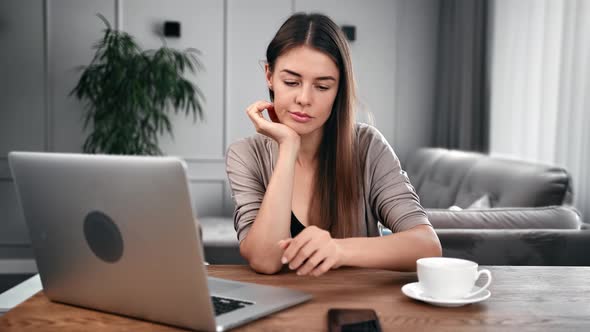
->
<box><xmin>436</xmin><ymin>229</ymin><xmax>590</xmax><ymax>266</ymax></box>
<box><xmin>426</xmin><ymin>205</ymin><xmax>582</xmax><ymax>229</ymax></box>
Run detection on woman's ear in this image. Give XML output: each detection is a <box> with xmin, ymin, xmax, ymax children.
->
<box><xmin>264</xmin><ymin>64</ymin><xmax>273</xmax><ymax>90</ymax></box>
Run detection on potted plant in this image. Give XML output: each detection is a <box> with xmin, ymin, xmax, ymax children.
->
<box><xmin>71</xmin><ymin>14</ymin><xmax>205</xmax><ymax>155</ymax></box>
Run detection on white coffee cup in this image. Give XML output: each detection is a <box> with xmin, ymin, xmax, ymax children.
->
<box><xmin>416</xmin><ymin>257</ymin><xmax>492</xmax><ymax>300</ymax></box>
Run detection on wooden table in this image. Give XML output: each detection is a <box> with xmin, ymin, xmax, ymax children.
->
<box><xmin>1</xmin><ymin>265</ymin><xmax>589</xmax><ymax>331</ymax></box>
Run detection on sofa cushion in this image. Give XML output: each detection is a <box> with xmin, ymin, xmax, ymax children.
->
<box><xmin>407</xmin><ymin>149</ymin><xmax>481</xmax><ymax>208</ymax></box>
<box><xmin>466</xmin><ymin>194</ymin><xmax>492</xmax><ymax>209</ymax></box>
<box><xmin>454</xmin><ymin>156</ymin><xmax>570</xmax><ymax>208</ymax></box>
<box><xmin>448</xmin><ymin>194</ymin><xmax>491</xmax><ymax>211</ymax></box>
<box><xmin>404</xmin><ymin>148</ymin><xmax>447</xmax><ymax>192</ymax></box>
<box><xmin>406</xmin><ymin>148</ymin><xmax>571</xmax><ymax>209</ymax></box>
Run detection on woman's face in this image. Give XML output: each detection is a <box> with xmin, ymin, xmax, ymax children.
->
<box><xmin>266</xmin><ymin>45</ymin><xmax>340</xmax><ymax>136</ymax></box>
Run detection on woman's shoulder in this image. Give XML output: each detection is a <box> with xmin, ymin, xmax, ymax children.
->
<box><xmin>226</xmin><ymin>134</ymin><xmax>276</xmax><ymax>172</ymax></box>
<box><xmin>227</xmin><ymin>133</ymin><xmax>274</xmax><ymax>156</ymax></box>
<box><xmin>355</xmin><ymin>122</ymin><xmax>390</xmax><ymax>149</ymax></box>
<box><xmin>354</xmin><ymin>122</ymin><xmax>400</xmax><ymax>165</ymax></box>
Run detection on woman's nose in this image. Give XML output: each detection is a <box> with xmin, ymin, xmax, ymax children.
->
<box><xmin>295</xmin><ymin>85</ymin><xmax>312</xmax><ymax>106</ymax></box>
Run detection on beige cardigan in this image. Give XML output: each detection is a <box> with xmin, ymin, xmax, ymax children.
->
<box><xmin>225</xmin><ymin>123</ymin><xmax>431</xmax><ymax>243</ymax></box>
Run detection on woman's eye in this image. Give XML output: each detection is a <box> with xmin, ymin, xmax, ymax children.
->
<box><xmin>284</xmin><ymin>81</ymin><xmax>299</xmax><ymax>86</ymax></box>
<box><xmin>317</xmin><ymin>85</ymin><xmax>329</xmax><ymax>91</ymax></box>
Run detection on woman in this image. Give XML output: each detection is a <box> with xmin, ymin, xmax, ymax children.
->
<box><xmin>226</xmin><ymin>13</ymin><xmax>441</xmax><ymax>276</ymax></box>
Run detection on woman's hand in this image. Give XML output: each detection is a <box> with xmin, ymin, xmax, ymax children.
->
<box><xmin>278</xmin><ymin>226</ymin><xmax>344</xmax><ymax>277</ymax></box>
<box><xmin>246</xmin><ymin>100</ymin><xmax>300</xmax><ymax>146</ymax></box>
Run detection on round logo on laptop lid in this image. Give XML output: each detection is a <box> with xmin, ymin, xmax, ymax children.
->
<box><xmin>83</xmin><ymin>211</ymin><xmax>124</xmax><ymax>263</ymax></box>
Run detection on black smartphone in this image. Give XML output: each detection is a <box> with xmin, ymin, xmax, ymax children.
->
<box><xmin>328</xmin><ymin>308</ymin><xmax>382</xmax><ymax>332</ymax></box>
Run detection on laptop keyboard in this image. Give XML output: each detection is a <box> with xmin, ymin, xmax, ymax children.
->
<box><xmin>211</xmin><ymin>296</ymin><xmax>254</xmax><ymax>316</ymax></box>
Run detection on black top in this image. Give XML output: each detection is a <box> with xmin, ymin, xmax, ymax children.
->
<box><xmin>290</xmin><ymin>212</ymin><xmax>306</xmax><ymax>237</ymax></box>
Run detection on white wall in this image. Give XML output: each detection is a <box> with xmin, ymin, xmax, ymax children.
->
<box><xmin>489</xmin><ymin>0</ymin><xmax>590</xmax><ymax>220</ymax></box>
<box><xmin>0</xmin><ymin>0</ymin><xmax>48</xmax><ymax>250</ymax></box>
<box><xmin>226</xmin><ymin>0</ymin><xmax>293</xmax><ymax>147</ymax></box>
<box><xmin>489</xmin><ymin>0</ymin><xmax>563</xmax><ymax>164</ymax></box>
<box><xmin>0</xmin><ymin>0</ymin><xmax>439</xmax><ymax>266</ymax></box>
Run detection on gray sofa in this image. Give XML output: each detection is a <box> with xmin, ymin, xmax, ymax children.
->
<box><xmin>201</xmin><ymin>148</ymin><xmax>589</xmax><ymax>266</ymax></box>
<box><xmin>404</xmin><ymin>148</ymin><xmax>589</xmax><ymax>266</ymax></box>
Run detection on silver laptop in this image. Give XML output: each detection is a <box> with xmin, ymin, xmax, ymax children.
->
<box><xmin>8</xmin><ymin>151</ymin><xmax>311</xmax><ymax>331</ymax></box>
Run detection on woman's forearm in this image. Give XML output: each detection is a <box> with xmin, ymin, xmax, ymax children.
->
<box><xmin>336</xmin><ymin>225</ymin><xmax>442</xmax><ymax>272</ymax></box>
<box><xmin>240</xmin><ymin>141</ymin><xmax>299</xmax><ymax>274</ymax></box>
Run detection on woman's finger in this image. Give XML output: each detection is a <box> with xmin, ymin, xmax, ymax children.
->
<box><xmin>281</xmin><ymin>232</ymin><xmax>313</xmax><ymax>265</ymax></box>
<box><xmin>278</xmin><ymin>238</ymin><xmax>292</xmax><ymax>250</ymax></box>
<box><xmin>246</xmin><ymin>101</ymin><xmax>272</xmax><ymax>119</ymax></box>
<box><xmin>287</xmin><ymin>237</ymin><xmax>321</xmax><ymax>270</ymax></box>
<box><xmin>310</xmin><ymin>256</ymin><xmax>336</xmax><ymax>277</ymax></box>
<box><xmin>296</xmin><ymin>247</ymin><xmax>328</xmax><ymax>276</ymax></box>
<box><xmin>246</xmin><ymin>101</ymin><xmax>274</xmax><ymax>130</ymax></box>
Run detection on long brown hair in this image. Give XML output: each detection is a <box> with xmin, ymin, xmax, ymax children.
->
<box><xmin>266</xmin><ymin>13</ymin><xmax>360</xmax><ymax>238</ymax></box>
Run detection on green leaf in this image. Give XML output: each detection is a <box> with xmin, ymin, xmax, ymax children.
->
<box><xmin>71</xmin><ymin>14</ymin><xmax>206</xmax><ymax>155</ymax></box>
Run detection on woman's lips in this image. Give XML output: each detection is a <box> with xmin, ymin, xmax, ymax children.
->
<box><xmin>289</xmin><ymin>111</ymin><xmax>312</xmax><ymax>123</ymax></box>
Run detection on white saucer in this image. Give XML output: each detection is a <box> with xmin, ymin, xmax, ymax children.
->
<box><xmin>401</xmin><ymin>282</ymin><xmax>491</xmax><ymax>307</ymax></box>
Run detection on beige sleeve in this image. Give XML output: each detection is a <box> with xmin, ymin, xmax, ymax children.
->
<box><xmin>225</xmin><ymin>140</ymin><xmax>265</xmax><ymax>243</ymax></box>
<box><xmin>364</xmin><ymin>127</ymin><xmax>432</xmax><ymax>233</ymax></box>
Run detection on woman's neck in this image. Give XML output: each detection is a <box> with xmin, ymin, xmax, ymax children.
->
<box><xmin>296</xmin><ymin>128</ymin><xmax>323</xmax><ymax>169</ymax></box>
